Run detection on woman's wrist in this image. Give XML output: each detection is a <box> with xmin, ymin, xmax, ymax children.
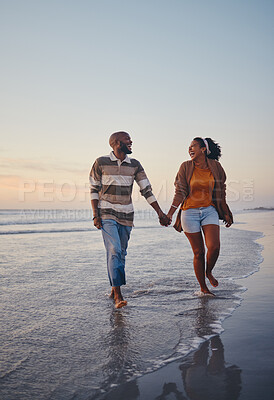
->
<box><xmin>168</xmin><ymin>207</ymin><xmax>176</xmax><ymax>216</ymax></box>
<box><xmin>167</xmin><ymin>210</ymin><xmax>173</xmax><ymax>219</ymax></box>
<box><xmin>168</xmin><ymin>203</ymin><xmax>179</xmax><ymax>216</ymax></box>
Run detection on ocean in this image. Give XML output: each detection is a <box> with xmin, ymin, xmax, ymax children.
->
<box><xmin>0</xmin><ymin>209</ymin><xmax>263</xmax><ymax>400</ymax></box>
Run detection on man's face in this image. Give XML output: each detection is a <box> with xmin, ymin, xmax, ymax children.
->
<box><xmin>119</xmin><ymin>133</ymin><xmax>132</xmax><ymax>154</ymax></box>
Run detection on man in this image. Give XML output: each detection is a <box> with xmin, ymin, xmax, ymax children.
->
<box><xmin>89</xmin><ymin>131</ymin><xmax>168</xmax><ymax>308</ymax></box>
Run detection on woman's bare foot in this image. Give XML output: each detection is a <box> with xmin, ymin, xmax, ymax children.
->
<box><xmin>194</xmin><ymin>289</ymin><xmax>215</xmax><ymax>297</ymax></box>
<box><xmin>206</xmin><ymin>272</ymin><xmax>219</xmax><ymax>287</ymax></box>
<box><xmin>201</xmin><ymin>288</ymin><xmax>215</xmax><ymax>296</ymax></box>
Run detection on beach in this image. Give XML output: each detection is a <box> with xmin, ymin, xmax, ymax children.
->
<box><xmin>102</xmin><ymin>211</ymin><xmax>274</xmax><ymax>400</ymax></box>
<box><xmin>2</xmin><ymin>0</ymin><xmax>274</xmax><ymax>398</ymax></box>
<box><xmin>0</xmin><ymin>210</ymin><xmax>273</xmax><ymax>399</ymax></box>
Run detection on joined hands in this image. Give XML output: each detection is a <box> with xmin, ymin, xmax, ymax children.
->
<box><xmin>159</xmin><ymin>213</ymin><xmax>172</xmax><ymax>227</ymax></box>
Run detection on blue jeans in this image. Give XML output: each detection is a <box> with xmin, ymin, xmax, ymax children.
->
<box><xmin>101</xmin><ymin>219</ymin><xmax>132</xmax><ymax>287</ymax></box>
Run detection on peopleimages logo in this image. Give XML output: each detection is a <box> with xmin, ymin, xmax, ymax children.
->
<box><xmin>226</xmin><ymin>179</ymin><xmax>254</xmax><ymax>202</ymax></box>
<box><xmin>18</xmin><ymin>178</ymin><xmax>255</xmax><ymax>203</ymax></box>
<box><xmin>18</xmin><ymin>180</ymin><xmax>91</xmax><ymax>202</ymax></box>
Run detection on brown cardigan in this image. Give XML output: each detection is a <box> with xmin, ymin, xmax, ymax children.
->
<box><xmin>173</xmin><ymin>159</ymin><xmax>233</xmax><ymax>232</ymax></box>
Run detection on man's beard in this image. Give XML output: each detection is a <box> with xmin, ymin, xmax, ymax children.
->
<box><xmin>120</xmin><ymin>143</ymin><xmax>132</xmax><ymax>154</ymax></box>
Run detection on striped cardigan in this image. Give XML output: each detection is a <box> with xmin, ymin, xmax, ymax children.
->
<box><xmin>89</xmin><ymin>152</ymin><xmax>156</xmax><ymax>226</ymax></box>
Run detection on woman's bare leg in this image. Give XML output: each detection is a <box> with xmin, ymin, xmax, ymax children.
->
<box><xmin>184</xmin><ymin>231</ymin><xmax>213</xmax><ymax>294</ymax></box>
<box><xmin>202</xmin><ymin>224</ymin><xmax>220</xmax><ymax>287</ymax></box>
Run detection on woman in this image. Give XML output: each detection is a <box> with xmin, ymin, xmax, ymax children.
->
<box><xmin>167</xmin><ymin>138</ymin><xmax>233</xmax><ymax>295</ymax></box>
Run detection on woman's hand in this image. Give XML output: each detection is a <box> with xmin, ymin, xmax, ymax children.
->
<box><xmin>166</xmin><ymin>212</ymin><xmax>173</xmax><ymax>222</ymax></box>
<box><xmin>223</xmin><ymin>214</ymin><xmax>233</xmax><ymax>228</ymax></box>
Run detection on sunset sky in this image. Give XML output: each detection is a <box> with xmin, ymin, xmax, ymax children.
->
<box><xmin>1</xmin><ymin>0</ymin><xmax>273</xmax><ymax>210</ymax></box>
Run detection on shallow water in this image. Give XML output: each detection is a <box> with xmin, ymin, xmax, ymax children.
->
<box><xmin>0</xmin><ymin>210</ymin><xmax>263</xmax><ymax>399</ymax></box>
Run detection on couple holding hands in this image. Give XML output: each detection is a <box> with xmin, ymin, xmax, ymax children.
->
<box><xmin>90</xmin><ymin>132</ymin><xmax>233</xmax><ymax>309</ymax></box>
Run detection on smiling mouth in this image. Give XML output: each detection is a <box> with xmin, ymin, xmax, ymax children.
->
<box><xmin>189</xmin><ymin>152</ymin><xmax>195</xmax><ymax>157</ymax></box>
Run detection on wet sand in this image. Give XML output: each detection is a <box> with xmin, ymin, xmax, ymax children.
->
<box><xmin>101</xmin><ymin>211</ymin><xmax>274</xmax><ymax>400</ymax></box>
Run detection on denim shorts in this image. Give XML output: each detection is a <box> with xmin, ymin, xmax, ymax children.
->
<box><xmin>181</xmin><ymin>205</ymin><xmax>219</xmax><ymax>233</ymax></box>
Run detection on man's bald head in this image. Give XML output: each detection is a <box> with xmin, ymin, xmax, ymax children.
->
<box><xmin>109</xmin><ymin>131</ymin><xmax>129</xmax><ymax>149</ymax></box>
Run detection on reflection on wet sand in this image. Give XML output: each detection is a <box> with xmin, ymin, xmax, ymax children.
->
<box><xmin>98</xmin><ymin>298</ymin><xmax>242</xmax><ymax>400</ymax></box>
<box><xmin>102</xmin><ymin>310</ymin><xmax>129</xmax><ymax>380</ymax></box>
<box><xmin>177</xmin><ymin>297</ymin><xmax>241</xmax><ymax>399</ymax></box>
<box><xmin>102</xmin><ymin>334</ymin><xmax>241</xmax><ymax>400</ymax></box>
<box><xmin>95</xmin><ymin>309</ymin><xmax>140</xmax><ymax>399</ymax></box>
<box><xmin>155</xmin><ymin>382</ymin><xmax>186</xmax><ymax>400</ymax></box>
<box><xmin>180</xmin><ymin>335</ymin><xmax>241</xmax><ymax>400</ymax></box>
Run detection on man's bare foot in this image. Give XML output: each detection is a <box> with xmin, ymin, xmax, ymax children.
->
<box><xmin>206</xmin><ymin>272</ymin><xmax>219</xmax><ymax>287</ymax></box>
<box><xmin>115</xmin><ymin>300</ymin><xmax>128</xmax><ymax>309</ymax></box>
<box><xmin>114</xmin><ymin>295</ymin><xmax>127</xmax><ymax>307</ymax></box>
<box><xmin>109</xmin><ymin>288</ymin><xmax>114</xmax><ymax>299</ymax></box>
<box><xmin>112</xmin><ymin>286</ymin><xmax>127</xmax><ymax>308</ymax></box>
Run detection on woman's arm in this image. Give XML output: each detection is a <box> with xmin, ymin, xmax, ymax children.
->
<box><xmin>167</xmin><ymin>162</ymin><xmax>189</xmax><ymax>221</ymax></box>
<box><xmin>218</xmin><ymin>163</ymin><xmax>233</xmax><ymax>227</ymax></box>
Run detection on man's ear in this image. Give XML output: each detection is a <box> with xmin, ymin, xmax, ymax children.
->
<box><xmin>111</xmin><ymin>139</ymin><xmax>119</xmax><ymax>149</ymax></box>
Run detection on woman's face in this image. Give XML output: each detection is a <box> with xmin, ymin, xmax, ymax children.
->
<box><xmin>188</xmin><ymin>140</ymin><xmax>205</xmax><ymax>161</ymax></box>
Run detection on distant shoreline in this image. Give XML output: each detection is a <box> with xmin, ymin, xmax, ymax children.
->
<box><xmin>243</xmin><ymin>207</ymin><xmax>274</xmax><ymax>211</ymax></box>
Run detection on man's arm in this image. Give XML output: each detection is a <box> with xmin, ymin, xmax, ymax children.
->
<box><xmin>150</xmin><ymin>201</ymin><xmax>170</xmax><ymax>226</ymax></box>
<box><xmin>91</xmin><ymin>199</ymin><xmax>102</xmax><ymax>229</ymax></box>
<box><xmin>135</xmin><ymin>162</ymin><xmax>169</xmax><ymax>226</ymax></box>
<box><xmin>89</xmin><ymin>160</ymin><xmax>102</xmax><ymax>229</ymax></box>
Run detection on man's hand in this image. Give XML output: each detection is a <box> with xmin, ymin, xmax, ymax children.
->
<box><xmin>93</xmin><ymin>216</ymin><xmax>102</xmax><ymax>229</ymax></box>
<box><xmin>159</xmin><ymin>213</ymin><xmax>171</xmax><ymax>227</ymax></box>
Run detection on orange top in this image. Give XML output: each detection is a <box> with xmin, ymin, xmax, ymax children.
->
<box><xmin>182</xmin><ymin>166</ymin><xmax>215</xmax><ymax>210</ymax></box>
